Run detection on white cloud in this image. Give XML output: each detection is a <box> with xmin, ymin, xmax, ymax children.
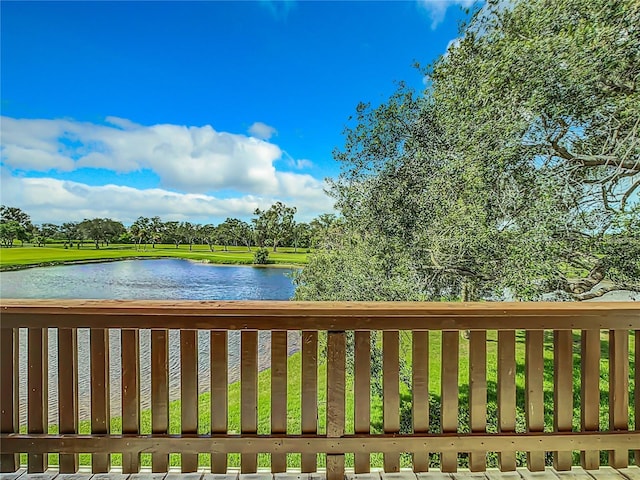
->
<box><xmin>1</xmin><ymin>116</ymin><xmax>307</xmax><ymax>196</ymax></box>
<box><xmin>292</xmin><ymin>158</ymin><xmax>314</xmax><ymax>169</ymax></box>
<box><xmin>247</xmin><ymin>121</ymin><xmax>277</xmax><ymax>140</ymax></box>
<box><xmin>0</xmin><ymin>116</ymin><xmax>336</xmax><ymax>222</ymax></box>
<box><xmin>0</xmin><ymin>172</ymin><xmax>334</xmax><ymax>225</ymax></box>
<box><xmin>418</xmin><ymin>0</ymin><xmax>476</xmax><ymax>29</ymax></box>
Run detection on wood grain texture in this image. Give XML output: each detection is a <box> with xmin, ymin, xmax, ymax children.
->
<box><xmin>211</xmin><ymin>331</ymin><xmax>228</xmax><ymax>474</ymax></box>
<box><xmin>301</xmin><ymin>331</ymin><xmax>318</xmax><ymax>474</ymax></box>
<box><xmin>90</xmin><ymin>328</ymin><xmax>110</xmax><ymax>473</ymax></box>
<box><xmin>271</xmin><ymin>331</ymin><xmax>288</xmax><ymax>473</ymax></box>
<box><xmin>58</xmin><ymin>328</ymin><xmax>78</xmax><ymax>473</ymax></box>
<box><xmin>2</xmin><ymin>300</ymin><xmax>638</xmax><ymax>331</ymax></box>
<box><xmin>27</xmin><ymin>328</ymin><xmax>47</xmax><ymax>473</ymax></box>
<box><xmin>241</xmin><ymin>331</ymin><xmax>258</xmax><ymax>473</ymax></box>
<box><xmin>553</xmin><ymin>330</ymin><xmax>573</xmax><ymax>471</ymax></box>
<box><xmin>4</xmin><ymin>431</ymin><xmax>639</xmax><ymax>454</ymax></box>
<box><xmin>326</xmin><ymin>331</ymin><xmax>345</xmax><ymax>480</ymax></box>
<box><xmin>412</xmin><ymin>331</ymin><xmax>429</xmax><ymax>473</ymax></box>
<box><xmin>0</xmin><ymin>329</ymin><xmax>17</xmax><ymax>473</ymax></box>
<box><xmin>581</xmin><ymin>329</ymin><xmax>600</xmax><ymax>470</ymax></box>
<box><xmin>525</xmin><ymin>330</ymin><xmax>545</xmax><ymax>472</ymax></box>
<box><xmin>608</xmin><ymin>330</ymin><xmax>628</xmax><ymax>469</ymax></box>
<box><xmin>181</xmin><ymin>329</ymin><xmax>199</xmax><ymax>473</ymax></box>
<box><xmin>383</xmin><ymin>331</ymin><xmax>400</xmax><ymax>473</ymax></box>
<box><xmin>497</xmin><ymin>330</ymin><xmax>516</xmax><ymax>472</ymax></box>
<box><xmin>151</xmin><ymin>329</ymin><xmax>169</xmax><ymax>473</ymax></box>
<box><xmin>354</xmin><ymin>331</ymin><xmax>371</xmax><ymax>474</ymax></box>
<box><xmin>468</xmin><ymin>330</ymin><xmax>486</xmax><ymax>472</ymax></box>
<box><xmin>441</xmin><ymin>331</ymin><xmax>459</xmax><ymax>473</ymax></box>
<box><xmin>121</xmin><ymin>329</ymin><xmax>140</xmax><ymax>474</ymax></box>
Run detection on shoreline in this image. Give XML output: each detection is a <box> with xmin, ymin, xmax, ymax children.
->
<box><xmin>0</xmin><ymin>256</ymin><xmax>304</xmax><ymax>272</ymax></box>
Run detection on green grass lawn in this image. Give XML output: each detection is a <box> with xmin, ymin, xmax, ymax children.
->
<box><xmin>31</xmin><ymin>330</ymin><xmax>636</xmax><ymax>470</ymax></box>
<box><xmin>0</xmin><ymin>244</ymin><xmax>309</xmax><ymax>269</ymax></box>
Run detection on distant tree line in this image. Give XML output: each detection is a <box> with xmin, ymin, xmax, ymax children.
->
<box><xmin>0</xmin><ymin>203</ymin><xmax>338</xmax><ymax>252</ymax></box>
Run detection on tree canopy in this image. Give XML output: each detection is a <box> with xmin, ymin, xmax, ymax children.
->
<box><xmin>295</xmin><ymin>0</ymin><xmax>639</xmax><ymax>301</ymax></box>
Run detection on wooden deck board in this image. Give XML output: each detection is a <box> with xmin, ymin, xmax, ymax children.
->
<box><xmin>552</xmin><ymin>467</ymin><xmax>594</xmax><ymax>480</ymax></box>
<box><xmin>617</xmin><ymin>468</ymin><xmax>640</xmax><ymax>480</ymax></box>
<box><xmin>0</xmin><ymin>469</ymin><xmax>633</xmax><ymax>480</ymax></box>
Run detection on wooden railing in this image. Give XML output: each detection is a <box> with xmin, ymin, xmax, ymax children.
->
<box><xmin>0</xmin><ymin>300</ymin><xmax>639</xmax><ymax>478</ymax></box>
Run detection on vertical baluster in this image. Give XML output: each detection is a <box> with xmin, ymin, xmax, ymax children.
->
<box><xmin>241</xmin><ymin>331</ymin><xmax>258</xmax><ymax>473</ymax></box>
<box><xmin>58</xmin><ymin>328</ymin><xmax>78</xmax><ymax>473</ymax></box>
<box><xmin>91</xmin><ymin>328</ymin><xmax>110</xmax><ymax>473</ymax></box>
<box><xmin>383</xmin><ymin>330</ymin><xmax>400</xmax><ymax>472</ymax></box>
<box><xmin>301</xmin><ymin>331</ymin><xmax>318</xmax><ymax>473</ymax></box>
<box><xmin>469</xmin><ymin>330</ymin><xmax>487</xmax><ymax>472</ymax></box>
<box><xmin>608</xmin><ymin>330</ymin><xmax>629</xmax><ymax>468</ymax></box>
<box><xmin>553</xmin><ymin>330</ymin><xmax>573</xmax><ymax>471</ymax></box>
<box><xmin>412</xmin><ymin>331</ymin><xmax>429</xmax><ymax>473</ymax></box>
<box><xmin>271</xmin><ymin>330</ymin><xmax>288</xmax><ymax>473</ymax></box>
<box><xmin>354</xmin><ymin>331</ymin><xmax>371</xmax><ymax>473</ymax></box>
<box><xmin>151</xmin><ymin>329</ymin><xmax>169</xmax><ymax>472</ymax></box>
<box><xmin>181</xmin><ymin>329</ymin><xmax>199</xmax><ymax>472</ymax></box>
<box><xmin>121</xmin><ymin>329</ymin><xmax>140</xmax><ymax>473</ymax></box>
<box><xmin>498</xmin><ymin>330</ymin><xmax>516</xmax><ymax>472</ymax></box>
<box><xmin>636</xmin><ymin>330</ymin><xmax>640</xmax><ymax>465</ymax></box>
<box><xmin>211</xmin><ymin>331</ymin><xmax>228</xmax><ymax>474</ymax></box>
<box><xmin>0</xmin><ymin>328</ymin><xmax>18</xmax><ymax>472</ymax></box>
<box><xmin>441</xmin><ymin>330</ymin><xmax>459</xmax><ymax>473</ymax></box>
<box><xmin>525</xmin><ymin>330</ymin><xmax>545</xmax><ymax>471</ymax></box>
<box><xmin>28</xmin><ymin>328</ymin><xmax>48</xmax><ymax>473</ymax></box>
<box><xmin>581</xmin><ymin>329</ymin><xmax>600</xmax><ymax>470</ymax></box>
<box><xmin>326</xmin><ymin>331</ymin><xmax>345</xmax><ymax>480</ymax></box>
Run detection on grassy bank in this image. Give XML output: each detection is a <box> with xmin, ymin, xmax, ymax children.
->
<box><xmin>29</xmin><ymin>331</ymin><xmax>636</xmax><ymax>469</ymax></box>
<box><xmin>0</xmin><ymin>244</ymin><xmax>309</xmax><ymax>270</ymax></box>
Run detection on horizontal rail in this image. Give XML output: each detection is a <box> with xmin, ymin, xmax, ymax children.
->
<box><xmin>1</xmin><ymin>300</ymin><xmax>639</xmax><ymax>329</ymax></box>
<box><xmin>4</xmin><ymin>432</ymin><xmax>640</xmax><ymax>454</ymax></box>
<box><xmin>1</xmin><ymin>300</ymin><xmax>639</xmax><ymax>477</ymax></box>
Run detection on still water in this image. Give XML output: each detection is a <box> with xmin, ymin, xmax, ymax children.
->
<box><xmin>1</xmin><ymin>259</ymin><xmax>298</xmax><ymax>424</ymax></box>
<box><xmin>1</xmin><ymin>258</ymin><xmax>296</xmax><ymax>300</ymax></box>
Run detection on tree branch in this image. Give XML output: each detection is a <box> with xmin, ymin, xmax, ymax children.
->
<box><xmin>575</xmin><ymin>283</ymin><xmax>640</xmax><ymax>301</ymax></box>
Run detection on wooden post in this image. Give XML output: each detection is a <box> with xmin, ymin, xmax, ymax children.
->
<box><xmin>608</xmin><ymin>330</ymin><xmax>628</xmax><ymax>468</ymax></box>
<box><xmin>412</xmin><ymin>331</ymin><xmax>429</xmax><ymax>473</ymax></box>
<box><xmin>271</xmin><ymin>330</ymin><xmax>288</xmax><ymax>473</ymax></box>
<box><xmin>383</xmin><ymin>330</ymin><xmax>400</xmax><ymax>472</ymax></box>
<box><xmin>181</xmin><ymin>329</ymin><xmax>199</xmax><ymax>472</ymax></box>
<box><xmin>121</xmin><ymin>329</ymin><xmax>140</xmax><ymax>473</ymax></box>
<box><xmin>211</xmin><ymin>331</ymin><xmax>228</xmax><ymax>474</ymax></box>
<box><xmin>28</xmin><ymin>328</ymin><xmax>48</xmax><ymax>473</ymax></box>
<box><xmin>58</xmin><ymin>328</ymin><xmax>78</xmax><ymax>473</ymax></box>
<box><xmin>151</xmin><ymin>329</ymin><xmax>169</xmax><ymax>472</ymax></box>
<box><xmin>354</xmin><ymin>331</ymin><xmax>371</xmax><ymax>473</ymax></box>
<box><xmin>469</xmin><ymin>330</ymin><xmax>487</xmax><ymax>472</ymax></box>
<box><xmin>441</xmin><ymin>330</ymin><xmax>459</xmax><ymax>472</ymax></box>
<box><xmin>301</xmin><ymin>330</ymin><xmax>318</xmax><ymax>473</ymax></box>
<box><xmin>581</xmin><ymin>330</ymin><xmax>600</xmax><ymax>470</ymax></box>
<box><xmin>553</xmin><ymin>330</ymin><xmax>573</xmax><ymax>471</ymax></box>
<box><xmin>498</xmin><ymin>330</ymin><xmax>516</xmax><ymax>472</ymax></box>
<box><xmin>90</xmin><ymin>328</ymin><xmax>110</xmax><ymax>473</ymax></box>
<box><xmin>0</xmin><ymin>328</ymin><xmax>18</xmax><ymax>473</ymax></box>
<box><xmin>525</xmin><ymin>330</ymin><xmax>545</xmax><ymax>471</ymax></box>
<box><xmin>326</xmin><ymin>331</ymin><xmax>345</xmax><ymax>480</ymax></box>
<box><xmin>241</xmin><ymin>330</ymin><xmax>258</xmax><ymax>473</ymax></box>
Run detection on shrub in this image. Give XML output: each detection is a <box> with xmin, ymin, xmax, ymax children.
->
<box><xmin>253</xmin><ymin>247</ymin><xmax>270</xmax><ymax>264</ymax></box>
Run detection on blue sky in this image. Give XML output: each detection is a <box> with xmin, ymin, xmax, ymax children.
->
<box><xmin>1</xmin><ymin>0</ymin><xmax>475</xmax><ymax>225</ymax></box>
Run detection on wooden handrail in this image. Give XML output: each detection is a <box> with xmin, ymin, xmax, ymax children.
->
<box><xmin>1</xmin><ymin>300</ymin><xmax>638</xmax><ymax>329</ymax></box>
<box><xmin>0</xmin><ymin>300</ymin><xmax>639</xmax><ymax>479</ymax></box>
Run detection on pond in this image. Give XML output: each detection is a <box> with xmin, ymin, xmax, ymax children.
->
<box><xmin>0</xmin><ymin>258</ymin><xmax>296</xmax><ymax>300</ymax></box>
<box><xmin>1</xmin><ymin>259</ymin><xmax>298</xmax><ymax>424</ymax></box>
